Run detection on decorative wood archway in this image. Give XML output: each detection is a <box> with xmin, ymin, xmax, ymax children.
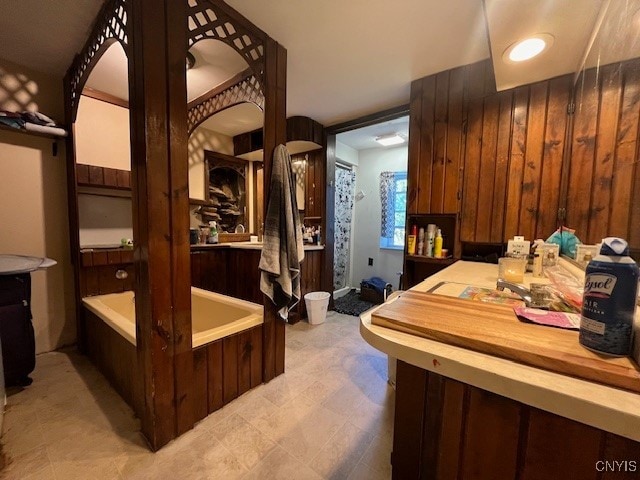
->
<box><xmin>64</xmin><ymin>0</ymin><xmax>287</xmax><ymax>450</ymax></box>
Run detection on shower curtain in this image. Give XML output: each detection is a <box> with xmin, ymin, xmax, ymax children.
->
<box><xmin>333</xmin><ymin>166</ymin><xmax>356</xmax><ymax>291</ymax></box>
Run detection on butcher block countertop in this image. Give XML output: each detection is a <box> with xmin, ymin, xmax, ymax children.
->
<box><xmin>360</xmin><ymin>260</ymin><xmax>640</xmax><ymax>442</ymax></box>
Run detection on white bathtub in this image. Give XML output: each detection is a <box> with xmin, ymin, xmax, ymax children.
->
<box><xmin>82</xmin><ymin>287</ymin><xmax>263</xmax><ymax>348</ymax></box>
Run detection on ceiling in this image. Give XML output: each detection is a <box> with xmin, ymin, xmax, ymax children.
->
<box><xmin>1</xmin><ymin>0</ymin><xmax>638</xmax><ymax>130</ymax></box>
<box><xmin>86</xmin><ymin>39</ymin><xmax>249</xmax><ymax>103</ymax></box>
<box><xmin>337</xmin><ymin>116</ymin><xmax>409</xmax><ymax>151</ymax></box>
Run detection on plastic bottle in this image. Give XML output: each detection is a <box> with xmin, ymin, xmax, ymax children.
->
<box><xmin>208</xmin><ymin>221</ymin><xmax>219</xmax><ymax>244</ymax></box>
<box><xmin>426</xmin><ymin>224</ymin><xmax>436</xmax><ymax>257</ymax></box>
<box><xmin>417</xmin><ymin>227</ymin><xmax>425</xmax><ymax>255</ymax></box>
<box><xmin>579</xmin><ymin>237</ymin><xmax>639</xmax><ymax>356</ymax></box>
<box><xmin>407</xmin><ymin>225</ymin><xmax>417</xmax><ymax>255</ymax></box>
<box><xmin>434</xmin><ymin>229</ymin><xmax>443</xmax><ymax>258</ymax></box>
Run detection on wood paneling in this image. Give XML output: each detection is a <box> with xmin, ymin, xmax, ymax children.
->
<box><xmin>409</xmin><ymin>58</ymin><xmax>639</xmax><ymax>253</ymax></box>
<box><xmin>568</xmin><ymin>60</ymin><xmax>640</xmax><ymax>246</ymax></box>
<box><xmin>393</xmin><ymin>363</ymin><xmax>640</xmax><ymax>480</ymax></box>
<box><xmin>76</xmin><ymin>163</ymin><xmax>131</xmax><ymax>190</ymax></box>
<box><xmin>86</xmin><ymin>306</ymin><xmax>263</xmax><ymax>427</ymax></box>
<box><xmin>192</xmin><ymin>324</ymin><xmax>263</xmax><ymax>420</ymax></box>
<box><xmin>391</xmin><ymin>360</ymin><xmax>429</xmax><ymax>479</ymax></box>
<box><xmin>84</xmin><ymin>310</ymin><xmax>143</xmax><ymax>419</ymax></box>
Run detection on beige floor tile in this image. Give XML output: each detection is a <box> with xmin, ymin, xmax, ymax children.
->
<box><xmin>243</xmin><ymin>446</ymin><xmax>324</xmax><ymax>480</ymax></box>
<box><xmin>309</xmin><ymin>422</ymin><xmax>374</xmax><ymax>479</ymax></box>
<box><xmin>209</xmin><ymin>414</ymin><xmax>275</xmax><ymax>469</ymax></box>
<box><xmin>0</xmin><ymin>445</ymin><xmax>51</xmax><ymax>480</ymax></box>
<box><xmin>347</xmin><ymin>460</ymin><xmax>391</xmax><ymax>480</ymax></box>
<box><xmin>359</xmin><ymin>433</ymin><xmax>393</xmax><ymax>477</ymax></box>
<box><xmin>50</xmin><ymin>457</ymin><xmax>123</xmax><ymax>480</ymax></box>
<box><xmin>2</xmin><ymin>312</ymin><xmax>394</xmax><ymax>479</ymax></box>
<box><xmin>1</xmin><ymin>408</ymin><xmax>45</xmax><ymax>457</ymax></box>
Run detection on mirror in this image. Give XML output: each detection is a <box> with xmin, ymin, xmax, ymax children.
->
<box><xmin>186</xmin><ymin>39</ymin><xmax>264</xmax><ymax>235</ymax></box>
<box><xmin>75</xmin><ymin>41</ymin><xmax>133</xmax><ymax>249</ymax></box>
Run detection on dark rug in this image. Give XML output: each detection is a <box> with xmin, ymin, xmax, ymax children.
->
<box><xmin>334</xmin><ymin>290</ymin><xmax>379</xmax><ymax>316</ymax></box>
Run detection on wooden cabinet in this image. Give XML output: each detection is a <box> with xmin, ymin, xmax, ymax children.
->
<box><xmin>408</xmin><ymin>58</ymin><xmax>640</xmax><ymax>259</ymax></box>
<box><xmin>190</xmin><ymin>247</ymin><xmax>325</xmax><ymax>322</ymax></box>
<box><xmin>190</xmin><ymin>249</ymin><xmax>229</xmax><ymax>296</ymax></box>
<box><xmin>392</xmin><ymin>361</ymin><xmax>639</xmax><ymax>480</ymax></box>
<box><xmin>403</xmin><ymin>214</ymin><xmax>457</xmax><ymax>289</ymax></box>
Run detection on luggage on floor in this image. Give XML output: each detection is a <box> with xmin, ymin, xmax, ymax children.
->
<box><xmin>360</xmin><ymin>277</ymin><xmax>392</xmax><ymax>304</ymax></box>
<box><xmin>0</xmin><ymin>273</ymin><xmax>35</xmax><ymax>386</ymax></box>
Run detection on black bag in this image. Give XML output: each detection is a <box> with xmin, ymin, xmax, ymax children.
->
<box><xmin>0</xmin><ymin>274</ymin><xmax>35</xmax><ymax>386</ymax></box>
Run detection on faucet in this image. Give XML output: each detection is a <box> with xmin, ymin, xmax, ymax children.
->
<box><xmin>235</xmin><ymin>224</ymin><xmax>245</xmax><ymax>233</ymax></box>
<box><xmin>496</xmin><ymin>279</ymin><xmax>532</xmax><ymax>305</ymax></box>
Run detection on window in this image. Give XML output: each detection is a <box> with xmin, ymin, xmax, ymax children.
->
<box><xmin>380</xmin><ymin>172</ymin><xmax>407</xmax><ymax>250</ymax></box>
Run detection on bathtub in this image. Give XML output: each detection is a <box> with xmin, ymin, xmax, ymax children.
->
<box><xmin>82</xmin><ymin>287</ymin><xmax>263</xmax><ymax>348</ymax></box>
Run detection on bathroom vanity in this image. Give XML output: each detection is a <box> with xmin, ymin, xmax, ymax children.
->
<box><xmin>190</xmin><ymin>242</ymin><xmax>324</xmax><ymax>322</ymax></box>
<box><xmin>361</xmin><ymin>260</ymin><xmax>640</xmax><ymax>479</ymax></box>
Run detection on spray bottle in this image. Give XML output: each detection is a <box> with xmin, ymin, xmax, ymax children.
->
<box><xmin>579</xmin><ymin>237</ymin><xmax>639</xmax><ymax>356</ymax></box>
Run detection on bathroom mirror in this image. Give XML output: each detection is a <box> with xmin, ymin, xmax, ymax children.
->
<box><xmin>74</xmin><ymin>41</ymin><xmax>133</xmax><ymax>249</ymax></box>
<box><xmin>568</xmin><ymin>1</ymin><xmax>640</xmax><ymax>257</ymax></box>
<box><xmin>186</xmin><ymin>39</ymin><xmax>264</xmax><ymax>234</ymax></box>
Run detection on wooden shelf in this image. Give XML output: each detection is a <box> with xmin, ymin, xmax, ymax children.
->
<box><xmin>76</xmin><ymin>164</ymin><xmax>131</xmax><ymax>190</ymax></box>
<box><xmin>0</xmin><ymin>122</ymin><xmax>66</xmax><ymax>140</ymax></box>
<box><xmin>189</xmin><ymin>198</ymin><xmax>212</xmax><ymax>206</ymax></box>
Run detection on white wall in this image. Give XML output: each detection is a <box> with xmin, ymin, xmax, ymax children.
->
<box><xmin>75</xmin><ymin>95</ymin><xmax>134</xmax><ymax>246</ymax></box>
<box><xmin>351</xmin><ymin>146</ymin><xmax>407</xmax><ymax>290</ymax></box>
<box><xmin>75</xmin><ymin>96</ymin><xmax>131</xmax><ymax>170</ymax></box>
<box><xmin>336</xmin><ymin>140</ymin><xmax>358</xmax><ymax>166</ymax></box>
<box><xmin>0</xmin><ymin>57</ymin><xmax>76</xmax><ymax>353</ymax></box>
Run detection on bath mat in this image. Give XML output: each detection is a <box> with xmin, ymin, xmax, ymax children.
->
<box><xmin>334</xmin><ymin>290</ymin><xmax>378</xmax><ymax>316</ymax></box>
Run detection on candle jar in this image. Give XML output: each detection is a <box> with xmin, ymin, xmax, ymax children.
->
<box><xmin>498</xmin><ymin>256</ymin><xmax>527</xmax><ymax>283</ymax></box>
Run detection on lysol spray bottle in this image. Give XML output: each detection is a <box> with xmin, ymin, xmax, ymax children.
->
<box><xmin>579</xmin><ymin>237</ymin><xmax>639</xmax><ymax>356</ymax></box>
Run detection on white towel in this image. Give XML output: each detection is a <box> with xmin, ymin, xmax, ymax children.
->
<box><xmin>259</xmin><ymin>144</ymin><xmax>305</xmax><ymax>320</ymax></box>
<box><xmin>24</xmin><ymin>122</ymin><xmax>67</xmax><ymax>137</ymax></box>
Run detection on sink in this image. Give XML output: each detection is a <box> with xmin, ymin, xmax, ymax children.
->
<box><xmin>426</xmin><ymin>281</ymin><xmax>525</xmax><ymax>306</ymax></box>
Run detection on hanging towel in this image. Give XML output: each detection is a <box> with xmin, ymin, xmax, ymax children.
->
<box><xmin>259</xmin><ymin>144</ymin><xmax>305</xmax><ymax>320</ymax></box>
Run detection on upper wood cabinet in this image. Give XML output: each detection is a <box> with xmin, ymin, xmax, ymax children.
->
<box><xmin>408</xmin><ymin>58</ymin><xmax>640</xmax><ymax>258</ymax></box>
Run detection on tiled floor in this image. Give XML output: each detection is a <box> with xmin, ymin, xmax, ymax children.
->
<box><xmin>1</xmin><ymin>311</ymin><xmax>394</xmax><ymax>479</ymax></box>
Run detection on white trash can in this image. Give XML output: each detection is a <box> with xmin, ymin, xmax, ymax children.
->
<box><xmin>304</xmin><ymin>291</ymin><xmax>330</xmax><ymax>325</ymax></box>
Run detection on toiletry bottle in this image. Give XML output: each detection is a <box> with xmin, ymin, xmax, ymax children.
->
<box><xmin>579</xmin><ymin>237</ymin><xmax>639</xmax><ymax>356</ymax></box>
<box><xmin>434</xmin><ymin>229</ymin><xmax>443</xmax><ymax>258</ymax></box>
<box><xmin>532</xmin><ymin>253</ymin><xmax>543</xmax><ymax>277</ymax></box>
<box><xmin>426</xmin><ymin>224</ymin><xmax>436</xmax><ymax>257</ymax></box>
<box><xmin>408</xmin><ymin>225</ymin><xmax>417</xmax><ymax>255</ymax></box>
<box><xmin>417</xmin><ymin>227</ymin><xmax>425</xmax><ymax>256</ymax></box>
<box><xmin>208</xmin><ymin>221</ymin><xmax>219</xmax><ymax>244</ymax></box>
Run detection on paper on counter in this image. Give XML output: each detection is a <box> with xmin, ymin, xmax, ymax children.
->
<box><xmin>514</xmin><ymin>306</ymin><xmax>581</xmax><ymax>330</ymax></box>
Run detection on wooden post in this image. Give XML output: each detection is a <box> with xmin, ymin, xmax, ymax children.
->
<box><xmin>262</xmin><ymin>38</ymin><xmax>288</xmax><ymax>381</ymax></box>
<box><xmin>129</xmin><ymin>0</ymin><xmax>193</xmax><ymax>450</ymax></box>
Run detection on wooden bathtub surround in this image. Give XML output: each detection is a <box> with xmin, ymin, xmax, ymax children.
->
<box><xmin>65</xmin><ymin>0</ymin><xmax>288</xmax><ymax>449</ymax></box>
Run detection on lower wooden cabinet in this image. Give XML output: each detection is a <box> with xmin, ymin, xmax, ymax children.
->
<box><xmin>190</xmin><ymin>247</ymin><xmax>324</xmax><ymax>321</ymax></box>
<box><xmin>392</xmin><ymin>360</ymin><xmax>640</xmax><ymax>480</ymax></box>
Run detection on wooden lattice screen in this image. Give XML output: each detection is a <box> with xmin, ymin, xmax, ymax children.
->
<box><xmin>68</xmin><ymin>0</ymin><xmax>129</xmax><ymax>120</ymax></box>
<box><xmin>187</xmin><ymin>0</ymin><xmax>265</xmax><ymax>84</ymax></box>
<box><xmin>187</xmin><ymin>73</ymin><xmax>264</xmax><ymax>134</ymax></box>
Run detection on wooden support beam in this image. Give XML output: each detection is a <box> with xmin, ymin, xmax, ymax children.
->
<box><xmin>262</xmin><ymin>38</ymin><xmax>288</xmax><ymax>382</ymax></box>
<box><xmin>129</xmin><ymin>0</ymin><xmax>193</xmax><ymax>450</ymax></box>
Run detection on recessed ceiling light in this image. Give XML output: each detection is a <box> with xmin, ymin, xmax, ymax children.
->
<box><xmin>375</xmin><ymin>133</ymin><xmax>406</xmax><ymax>146</ymax></box>
<box><xmin>503</xmin><ymin>34</ymin><xmax>554</xmax><ymax>63</ymax></box>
